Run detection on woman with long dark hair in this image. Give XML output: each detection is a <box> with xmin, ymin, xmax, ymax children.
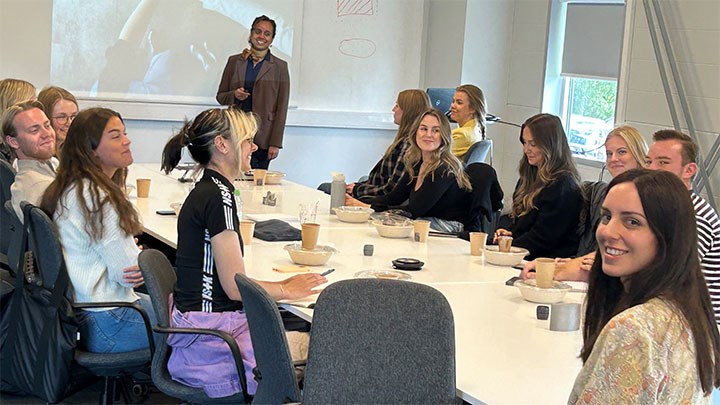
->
<box><xmin>495</xmin><ymin>113</ymin><xmax>582</xmax><ymax>259</ymax></box>
<box><xmin>570</xmin><ymin>169</ymin><xmax>720</xmax><ymax>402</ymax></box>
<box><xmin>41</xmin><ymin>108</ymin><xmax>152</xmax><ymax>353</ymax></box>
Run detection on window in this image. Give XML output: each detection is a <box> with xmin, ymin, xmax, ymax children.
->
<box><xmin>542</xmin><ymin>1</ymin><xmax>625</xmax><ymax>163</ymax></box>
<box><xmin>562</xmin><ymin>77</ymin><xmax>617</xmax><ymax>161</ymax></box>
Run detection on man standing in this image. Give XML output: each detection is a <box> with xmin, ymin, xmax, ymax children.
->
<box><xmin>216</xmin><ymin>15</ymin><xmax>290</xmax><ymax>170</ymax></box>
<box><xmin>648</xmin><ymin>129</ymin><xmax>720</xmax><ymax>323</ymax></box>
<box><xmin>2</xmin><ymin>100</ymin><xmax>57</xmax><ymax>220</ymax></box>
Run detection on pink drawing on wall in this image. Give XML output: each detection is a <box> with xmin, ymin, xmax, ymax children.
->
<box><xmin>337</xmin><ymin>0</ymin><xmax>374</xmax><ymax>17</ymax></box>
<box><xmin>338</xmin><ymin>38</ymin><xmax>376</xmax><ymax>58</ymax></box>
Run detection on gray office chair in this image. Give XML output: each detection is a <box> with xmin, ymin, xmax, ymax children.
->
<box><xmin>0</xmin><ymin>159</ymin><xmax>16</xmax><ymax>269</ymax></box>
<box><xmin>302</xmin><ymin>279</ymin><xmax>456</xmax><ymax>404</ymax></box>
<box><xmin>21</xmin><ymin>202</ymin><xmax>154</xmax><ymax>404</ymax></box>
<box><xmin>234</xmin><ymin>273</ymin><xmax>301</xmax><ymax>404</ymax></box>
<box><xmin>138</xmin><ymin>249</ymin><xmax>252</xmax><ymax>404</ymax></box>
<box><xmin>463</xmin><ymin>139</ymin><xmax>493</xmax><ymax>166</ymax></box>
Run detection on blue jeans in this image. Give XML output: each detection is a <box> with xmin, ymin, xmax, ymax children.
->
<box><xmin>78</xmin><ymin>293</ymin><xmax>158</xmax><ymax>353</ymax></box>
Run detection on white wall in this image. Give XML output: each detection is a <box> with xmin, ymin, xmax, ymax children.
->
<box><xmin>619</xmin><ymin>0</ymin><xmax>720</xmax><ymax>207</ymax></box>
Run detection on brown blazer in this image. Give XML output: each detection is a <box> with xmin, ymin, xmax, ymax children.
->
<box><xmin>216</xmin><ymin>52</ymin><xmax>290</xmax><ymax>149</ymax></box>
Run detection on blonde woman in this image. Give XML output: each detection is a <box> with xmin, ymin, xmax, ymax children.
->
<box><xmin>348</xmin><ymin>89</ymin><xmax>431</xmax><ymax>203</ymax></box>
<box><xmin>449</xmin><ymin>84</ymin><xmax>487</xmax><ymax>159</ymax></box>
<box><xmin>0</xmin><ymin>78</ymin><xmax>36</xmax><ymax>162</ymax></box>
<box><xmin>495</xmin><ymin>113</ymin><xmax>582</xmax><ymax>259</ymax></box>
<box><xmin>348</xmin><ymin>109</ymin><xmax>473</xmax><ymax>232</ymax></box>
<box><xmin>161</xmin><ymin>108</ymin><xmax>326</xmax><ymax>398</ymax></box>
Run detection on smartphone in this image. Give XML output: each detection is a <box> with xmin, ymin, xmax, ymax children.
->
<box><xmin>505</xmin><ymin>276</ymin><xmax>522</xmax><ymax>286</ymax></box>
<box><xmin>156</xmin><ymin>210</ymin><xmax>176</xmax><ymax>216</ymax></box>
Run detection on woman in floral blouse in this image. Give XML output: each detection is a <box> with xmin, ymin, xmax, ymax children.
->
<box><xmin>570</xmin><ymin>169</ymin><xmax>720</xmax><ymax>403</ymax></box>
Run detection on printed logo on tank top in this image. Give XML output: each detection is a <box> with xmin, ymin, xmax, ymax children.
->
<box><xmin>201</xmin><ymin>229</ymin><xmax>213</xmax><ymax>312</ymax></box>
<box><xmin>212</xmin><ymin>176</ymin><xmax>235</xmax><ymax>230</ymax></box>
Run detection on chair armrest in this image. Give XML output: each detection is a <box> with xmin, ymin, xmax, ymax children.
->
<box><xmin>73</xmin><ymin>301</ymin><xmax>155</xmax><ymax>356</ymax></box>
<box><xmin>152</xmin><ymin>325</ymin><xmax>252</xmax><ymax>404</ymax></box>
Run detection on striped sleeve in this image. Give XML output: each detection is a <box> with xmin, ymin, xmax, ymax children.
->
<box><xmin>692</xmin><ymin>193</ymin><xmax>720</xmax><ymax>323</ymax></box>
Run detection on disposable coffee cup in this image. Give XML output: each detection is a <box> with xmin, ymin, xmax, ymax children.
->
<box><xmin>253</xmin><ymin>169</ymin><xmax>267</xmax><ymax>186</ymax></box>
<box><xmin>535</xmin><ymin>258</ymin><xmax>556</xmax><ymax>288</ymax></box>
<box><xmin>413</xmin><ymin>220</ymin><xmax>431</xmax><ymax>242</ymax></box>
<box><xmin>497</xmin><ymin>236</ymin><xmax>513</xmax><ymax>253</ymax></box>
<box><xmin>301</xmin><ymin>223</ymin><xmax>320</xmax><ymax>250</ymax></box>
<box><xmin>136</xmin><ymin>178</ymin><xmax>151</xmax><ymax>198</ymax></box>
<box><xmin>239</xmin><ymin>220</ymin><xmax>256</xmax><ymax>246</ymax></box>
<box><xmin>549</xmin><ymin>303</ymin><xmax>581</xmax><ymax>331</ymax></box>
<box><xmin>470</xmin><ymin>232</ymin><xmax>487</xmax><ymax>256</ymax></box>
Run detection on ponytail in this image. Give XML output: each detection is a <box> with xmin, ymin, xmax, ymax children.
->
<box><xmin>161</xmin><ymin>121</ymin><xmax>191</xmax><ymax>174</ymax></box>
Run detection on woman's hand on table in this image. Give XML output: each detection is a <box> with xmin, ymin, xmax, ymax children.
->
<box><xmin>493</xmin><ymin>228</ymin><xmax>512</xmax><ymax>243</ymax></box>
<box><xmin>520</xmin><ymin>257</ymin><xmax>590</xmax><ymax>282</ymax></box>
<box><xmin>345</xmin><ymin>194</ymin><xmax>370</xmax><ymax>208</ymax></box>
<box><xmin>346</xmin><ymin>183</ymin><xmax>355</xmax><ymax>194</ymax></box>
<box><xmin>281</xmin><ymin>273</ymin><xmax>328</xmax><ymax>300</ymax></box>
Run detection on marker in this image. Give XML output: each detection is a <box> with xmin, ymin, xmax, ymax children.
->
<box><xmin>320</xmin><ymin>268</ymin><xmax>335</xmax><ymax>277</ymax></box>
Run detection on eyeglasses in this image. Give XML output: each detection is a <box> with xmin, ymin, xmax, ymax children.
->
<box><xmin>52</xmin><ymin>114</ymin><xmax>77</xmax><ymax>125</ymax></box>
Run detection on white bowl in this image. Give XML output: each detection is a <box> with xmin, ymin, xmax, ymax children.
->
<box><xmin>372</xmin><ymin>220</ymin><xmax>413</xmax><ymax>239</ymax></box>
<box><xmin>484</xmin><ymin>245</ymin><xmax>529</xmax><ymax>266</ymax></box>
<box><xmin>514</xmin><ymin>279</ymin><xmax>572</xmax><ymax>304</ymax></box>
<box><xmin>284</xmin><ymin>243</ymin><xmax>336</xmax><ymax>266</ymax></box>
<box><xmin>334</xmin><ymin>206</ymin><xmax>374</xmax><ymax>223</ymax></box>
<box><xmin>265</xmin><ymin>171</ymin><xmax>285</xmax><ymax>185</ymax></box>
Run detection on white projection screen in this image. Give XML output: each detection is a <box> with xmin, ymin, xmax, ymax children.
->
<box><xmin>55</xmin><ymin>0</ymin><xmax>299</xmax><ymax>104</ymax></box>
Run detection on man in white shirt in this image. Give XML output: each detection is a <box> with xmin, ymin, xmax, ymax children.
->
<box><xmin>1</xmin><ymin>100</ymin><xmax>58</xmax><ymax>220</ymax></box>
<box><xmin>648</xmin><ymin>129</ymin><xmax>720</xmax><ymax>324</ymax></box>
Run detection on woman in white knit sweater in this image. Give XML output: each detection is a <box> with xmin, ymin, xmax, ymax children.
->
<box><xmin>41</xmin><ymin>107</ymin><xmax>153</xmax><ymax>353</ymax></box>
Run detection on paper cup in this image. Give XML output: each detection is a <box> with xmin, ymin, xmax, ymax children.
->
<box><xmin>413</xmin><ymin>220</ymin><xmax>431</xmax><ymax>242</ymax></box>
<box><xmin>136</xmin><ymin>178</ymin><xmax>151</xmax><ymax>198</ymax></box>
<box><xmin>253</xmin><ymin>169</ymin><xmax>267</xmax><ymax>186</ymax></box>
<box><xmin>535</xmin><ymin>258</ymin><xmax>556</xmax><ymax>288</ymax></box>
<box><xmin>469</xmin><ymin>232</ymin><xmax>487</xmax><ymax>256</ymax></box>
<box><xmin>497</xmin><ymin>236</ymin><xmax>513</xmax><ymax>253</ymax></box>
<box><xmin>239</xmin><ymin>220</ymin><xmax>255</xmax><ymax>246</ymax></box>
<box><xmin>301</xmin><ymin>223</ymin><xmax>320</xmax><ymax>250</ymax></box>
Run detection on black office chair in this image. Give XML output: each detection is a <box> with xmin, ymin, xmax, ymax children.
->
<box><xmin>465</xmin><ymin>162</ymin><xmax>504</xmax><ymax>234</ymax></box>
<box><xmin>0</xmin><ymin>159</ymin><xmax>16</xmax><ymax>269</ymax></box>
<box><xmin>3</xmin><ymin>201</ymin><xmax>22</xmax><ymax>275</ymax></box>
<box><xmin>21</xmin><ymin>202</ymin><xmax>154</xmax><ymax>404</ymax></box>
<box><xmin>462</xmin><ymin>139</ymin><xmax>493</xmax><ymax>166</ymax></box>
<box><xmin>137</xmin><ymin>249</ymin><xmax>252</xmax><ymax>404</ymax></box>
<box><xmin>302</xmin><ymin>279</ymin><xmax>456</xmax><ymax>404</ymax></box>
<box><xmin>234</xmin><ymin>273</ymin><xmax>301</xmax><ymax>404</ymax></box>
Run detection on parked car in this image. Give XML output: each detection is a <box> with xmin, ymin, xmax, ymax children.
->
<box><xmin>567</xmin><ymin>115</ymin><xmax>612</xmax><ymax>161</ymax></box>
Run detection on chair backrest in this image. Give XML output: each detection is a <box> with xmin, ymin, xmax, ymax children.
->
<box><xmin>21</xmin><ymin>201</ymin><xmax>64</xmax><ymax>290</ymax></box>
<box><xmin>0</xmin><ymin>160</ymin><xmax>16</xmax><ymax>260</ymax></box>
<box><xmin>4</xmin><ymin>200</ymin><xmax>22</xmax><ymax>274</ymax></box>
<box><xmin>302</xmin><ymin>279</ymin><xmax>456</xmax><ymax>404</ymax></box>
<box><xmin>465</xmin><ymin>162</ymin><xmax>504</xmax><ymax>233</ymax></box>
<box><xmin>234</xmin><ymin>273</ymin><xmax>301</xmax><ymax>403</ymax></box>
<box><xmin>575</xmin><ymin>181</ymin><xmax>607</xmax><ymax>256</ymax></box>
<box><xmin>463</xmin><ymin>139</ymin><xmax>493</xmax><ymax>166</ymax></box>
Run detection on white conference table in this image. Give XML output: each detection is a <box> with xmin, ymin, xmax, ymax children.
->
<box><xmin>128</xmin><ymin>163</ymin><xmax>584</xmax><ymax>405</ymax></box>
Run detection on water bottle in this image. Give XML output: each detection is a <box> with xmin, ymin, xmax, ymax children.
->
<box><xmin>330</xmin><ymin>172</ymin><xmax>346</xmax><ymax>214</ymax></box>
<box><xmin>234</xmin><ymin>189</ymin><xmax>243</xmax><ymax>221</ymax></box>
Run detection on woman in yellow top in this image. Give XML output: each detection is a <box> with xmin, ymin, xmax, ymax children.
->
<box><xmin>449</xmin><ymin>84</ymin><xmax>487</xmax><ymax>159</ymax></box>
<box><xmin>569</xmin><ymin>169</ymin><xmax>720</xmax><ymax>403</ymax></box>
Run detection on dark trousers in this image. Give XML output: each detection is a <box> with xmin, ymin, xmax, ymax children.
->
<box><xmin>251</xmin><ymin>148</ymin><xmax>271</xmax><ymax>170</ymax></box>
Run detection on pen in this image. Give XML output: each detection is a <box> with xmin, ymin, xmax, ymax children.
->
<box><xmin>320</xmin><ymin>268</ymin><xmax>335</xmax><ymax>277</ymax></box>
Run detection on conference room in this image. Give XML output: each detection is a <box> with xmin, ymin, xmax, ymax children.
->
<box><xmin>1</xmin><ymin>0</ymin><xmax>719</xmax><ymax>403</ymax></box>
